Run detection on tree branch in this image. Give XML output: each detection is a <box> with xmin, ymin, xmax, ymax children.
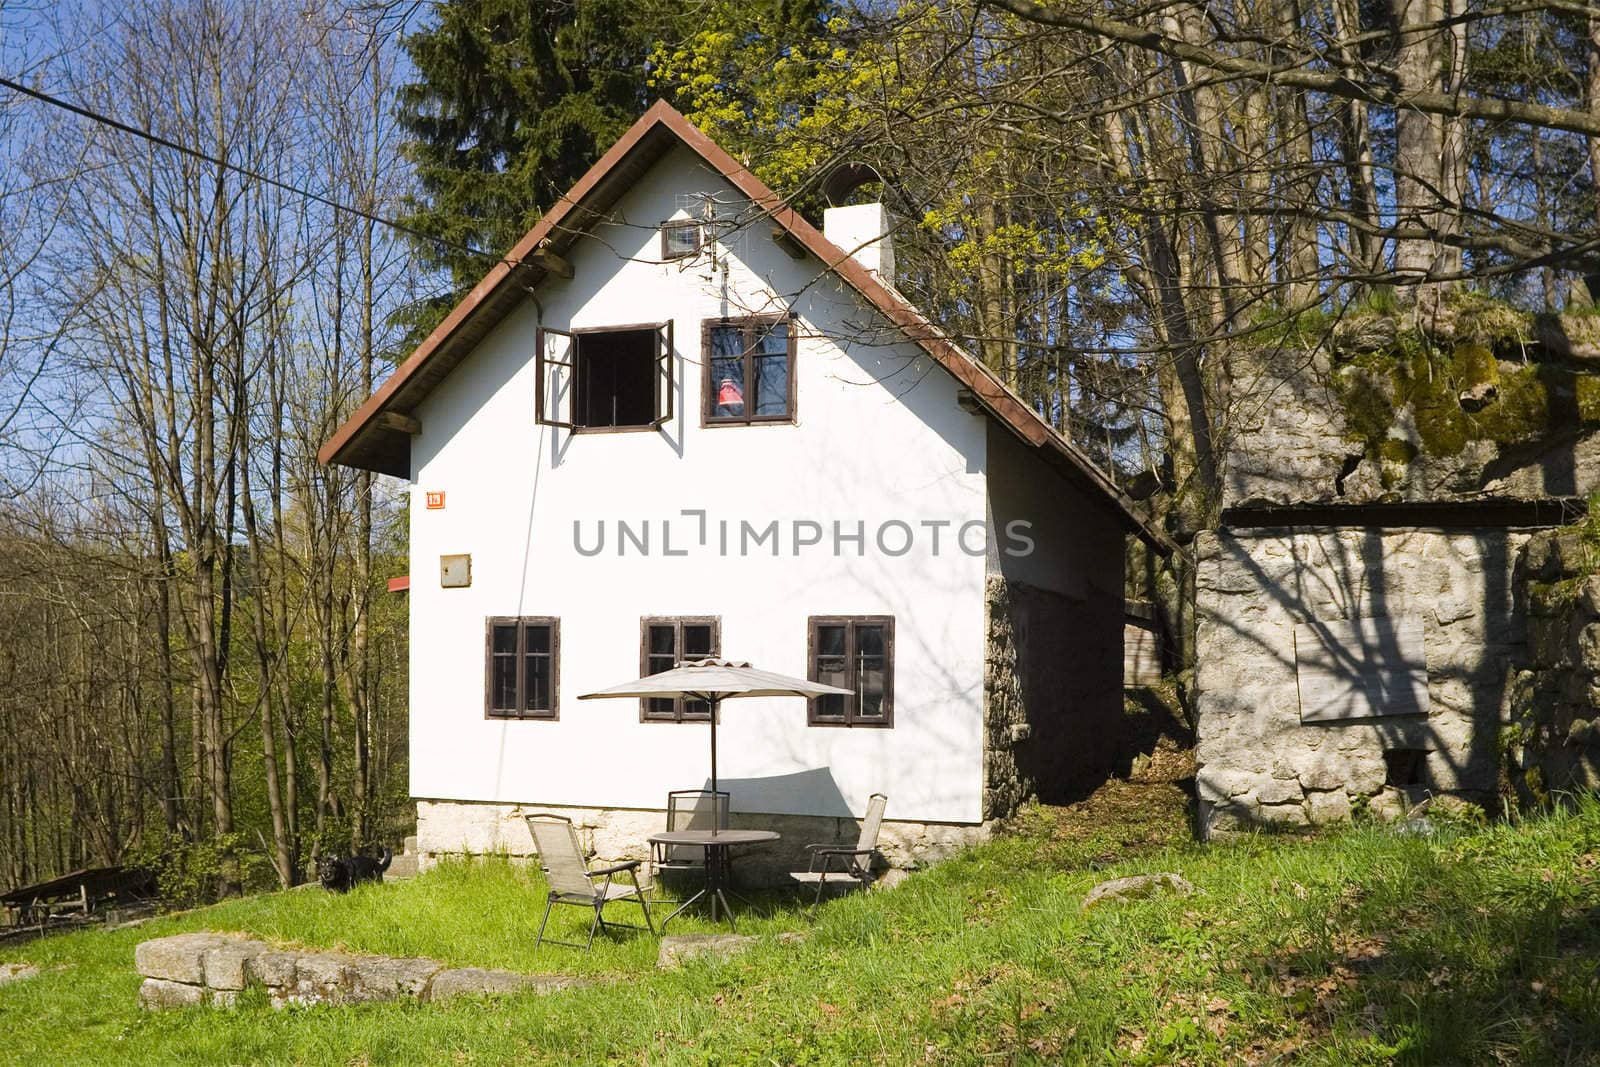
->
<box><xmin>982</xmin><ymin>0</ymin><xmax>1600</xmax><ymax>138</ymax></box>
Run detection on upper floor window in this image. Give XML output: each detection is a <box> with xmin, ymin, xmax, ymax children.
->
<box><xmin>661</xmin><ymin>219</ymin><xmax>702</xmax><ymax>260</ymax></box>
<box><xmin>486</xmin><ymin>617</ymin><xmax>559</xmax><ymax>719</ymax></box>
<box><xmin>640</xmin><ymin>616</ymin><xmax>721</xmax><ymax>722</ymax></box>
<box><xmin>807</xmin><ymin>616</ymin><xmax>893</xmax><ymax>727</ymax></box>
<box><xmin>702</xmin><ymin>315</ymin><xmax>796</xmax><ymax>425</ymax></box>
<box><xmin>536</xmin><ymin>324</ymin><xmax>674</xmax><ymax>431</ymax></box>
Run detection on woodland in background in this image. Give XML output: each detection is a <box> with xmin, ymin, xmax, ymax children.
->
<box><xmin>0</xmin><ymin>2</ymin><xmax>416</xmax><ymax>897</ymax></box>
<box><xmin>4</xmin><ymin>0</ymin><xmax>1600</xmax><ymax>898</ymax></box>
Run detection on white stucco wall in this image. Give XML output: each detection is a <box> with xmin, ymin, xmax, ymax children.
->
<box><xmin>984</xmin><ymin>420</ymin><xmax>1126</xmax><ymax>602</ymax></box>
<box><xmin>406</xmin><ymin>145</ymin><xmax>993</xmax><ymax>824</ymax></box>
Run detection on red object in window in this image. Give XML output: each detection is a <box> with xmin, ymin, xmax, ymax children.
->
<box><xmin>717</xmin><ymin>379</ymin><xmax>744</xmax><ymax>406</ymax></box>
<box><xmin>386</xmin><ymin>576</ymin><xmax>410</xmax><ymax>593</ymax></box>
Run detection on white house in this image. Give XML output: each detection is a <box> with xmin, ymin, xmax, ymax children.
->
<box><xmin>321</xmin><ymin>102</ymin><xmax>1170</xmax><ymax>873</ymax></box>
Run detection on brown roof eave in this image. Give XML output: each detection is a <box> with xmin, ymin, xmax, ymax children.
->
<box><xmin>317</xmin><ymin>109</ymin><xmax>682</xmax><ymax>472</ymax></box>
<box><xmin>319</xmin><ymin>100</ymin><xmax>1177</xmax><ymax>556</ymax></box>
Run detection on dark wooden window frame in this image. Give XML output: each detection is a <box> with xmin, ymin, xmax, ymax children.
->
<box><xmin>484</xmin><ymin>616</ymin><xmax>560</xmax><ymax>720</ymax></box>
<box><xmin>806</xmin><ymin>615</ymin><xmax>894</xmax><ymax>728</ymax></box>
<box><xmin>660</xmin><ymin>219</ymin><xmax>702</xmax><ymax>261</ymax></box>
<box><xmin>700</xmin><ymin>314</ymin><xmax>798</xmax><ymax>427</ymax></box>
<box><xmin>639</xmin><ymin>616</ymin><xmax>721</xmax><ymax>722</ymax></box>
<box><xmin>536</xmin><ymin>322</ymin><xmax>674</xmax><ymax>434</ymax></box>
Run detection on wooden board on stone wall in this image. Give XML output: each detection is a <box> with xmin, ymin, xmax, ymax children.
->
<box><xmin>1294</xmin><ymin>616</ymin><xmax>1428</xmax><ymax>722</ymax></box>
<box><xmin>1124</xmin><ymin>622</ymin><xmax>1162</xmax><ymax>687</ymax></box>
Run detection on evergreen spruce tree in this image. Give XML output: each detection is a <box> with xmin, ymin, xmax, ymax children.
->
<box><xmin>395</xmin><ymin>0</ymin><xmax>678</xmax><ymax>335</ymax></box>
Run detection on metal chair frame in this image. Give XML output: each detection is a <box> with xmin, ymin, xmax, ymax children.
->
<box><xmin>798</xmin><ymin>793</ymin><xmax>888</xmax><ymax>910</ymax></box>
<box><xmin>525</xmin><ymin>813</ymin><xmax>656</xmax><ymax>952</ymax></box>
<box><xmin>652</xmin><ymin>789</ymin><xmax>730</xmax><ymax>885</ymax></box>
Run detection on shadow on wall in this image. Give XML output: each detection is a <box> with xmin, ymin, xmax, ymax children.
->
<box><xmin>701</xmin><ymin>766</ymin><xmax>854</xmax><ymax>819</ymax></box>
<box><xmin>1194</xmin><ymin>522</ymin><xmax>1525</xmax><ymax>836</ymax></box>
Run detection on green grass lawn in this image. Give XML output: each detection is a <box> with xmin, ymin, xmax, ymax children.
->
<box><xmin>4</xmin><ymin>785</ymin><xmax>1600</xmax><ymax>1065</ymax></box>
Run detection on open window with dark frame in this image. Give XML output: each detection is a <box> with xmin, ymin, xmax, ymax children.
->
<box><xmin>485</xmin><ymin>617</ymin><xmax>559</xmax><ymax>719</ymax></box>
<box><xmin>641</xmin><ymin>617</ymin><xmax>720</xmax><ymax>722</ymax></box>
<box><xmin>702</xmin><ymin>314</ymin><xmax>796</xmax><ymax>425</ymax></box>
<box><xmin>535</xmin><ymin>323</ymin><xmax>673</xmax><ymax>431</ymax></box>
<box><xmin>807</xmin><ymin>616</ymin><xmax>893</xmax><ymax>727</ymax></box>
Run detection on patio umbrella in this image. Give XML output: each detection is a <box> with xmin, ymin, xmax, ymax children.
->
<box><xmin>577</xmin><ymin>658</ymin><xmax>853</xmax><ymax>794</ymax></box>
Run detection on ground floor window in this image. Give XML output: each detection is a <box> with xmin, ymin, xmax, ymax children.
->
<box><xmin>641</xmin><ymin>617</ymin><xmax>720</xmax><ymax>721</ymax></box>
<box><xmin>807</xmin><ymin>616</ymin><xmax>894</xmax><ymax>727</ymax></box>
<box><xmin>485</xmin><ymin>617</ymin><xmax>559</xmax><ymax>719</ymax></box>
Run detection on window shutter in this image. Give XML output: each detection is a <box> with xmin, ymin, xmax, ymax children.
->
<box><xmin>535</xmin><ymin>327</ymin><xmax>576</xmax><ymax>428</ymax></box>
<box><xmin>652</xmin><ymin>320</ymin><xmax>675</xmax><ymax>426</ymax></box>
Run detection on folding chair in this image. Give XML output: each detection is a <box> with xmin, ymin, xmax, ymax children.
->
<box><xmin>525</xmin><ymin>813</ymin><xmax>655</xmax><ymax>951</ymax></box>
<box><xmin>791</xmin><ymin>793</ymin><xmax>888</xmax><ymax>909</ymax></box>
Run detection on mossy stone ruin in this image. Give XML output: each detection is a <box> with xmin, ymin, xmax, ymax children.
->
<box><xmin>1330</xmin><ymin>299</ymin><xmax>1600</xmax><ymax>491</ymax></box>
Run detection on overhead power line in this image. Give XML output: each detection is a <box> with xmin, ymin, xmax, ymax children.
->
<box><xmin>0</xmin><ymin>73</ymin><xmax>506</xmax><ymax>267</ymax></box>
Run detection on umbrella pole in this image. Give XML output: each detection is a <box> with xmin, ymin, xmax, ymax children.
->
<box><xmin>709</xmin><ymin>694</ymin><xmax>719</xmax><ymax>795</ymax></box>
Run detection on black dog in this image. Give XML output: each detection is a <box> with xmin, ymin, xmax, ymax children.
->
<box><xmin>317</xmin><ymin>847</ymin><xmax>392</xmax><ymax>892</ymax></box>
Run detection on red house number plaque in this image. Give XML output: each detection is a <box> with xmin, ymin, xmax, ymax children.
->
<box><xmin>425</xmin><ymin>491</ymin><xmax>446</xmax><ymax>510</ymax></box>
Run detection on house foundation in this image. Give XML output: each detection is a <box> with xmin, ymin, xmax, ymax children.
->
<box><xmin>414</xmin><ymin>799</ymin><xmax>990</xmax><ymax>886</ymax></box>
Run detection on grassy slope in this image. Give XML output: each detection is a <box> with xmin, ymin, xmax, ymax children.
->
<box><xmin>3</xmin><ymin>785</ymin><xmax>1600</xmax><ymax>1066</ymax></box>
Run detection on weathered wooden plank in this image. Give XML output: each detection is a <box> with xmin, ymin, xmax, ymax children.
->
<box><xmin>375</xmin><ymin>411</ymin><xmax>421</xmax><ymax>435</ymax></box>
<box><xmin>1124</xmin><ymin>623</ymin><xmax>1163</xmax><ymax>688</ymax></box>
<box><xmin>1294</xmin><ymin>616</ymin><xmax>1428</xmax><ymax>722</ymax></box>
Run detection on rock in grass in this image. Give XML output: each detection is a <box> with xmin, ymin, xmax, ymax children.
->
<box><xmin>427</xmin><ymin>967</ymin><xmax>580</xmax><ymax>1003</ymax></box>
<box><xmin>134</xmin><ymin>932</ymin><xmax>239</xmax><ymax>985</ymax></box>
<box><xmin>1081</xmin><ymin>872</ymin><xmax>1197</xmax><ymax>911</ymax></box>
<box><xmin>871</xmin><ymin>869</ymin><xmax>910</xmax><ymax>892</ymax></box>
<box><xmin>138</xmin><ymin>977</ymin><xmax>207</xmax><ymax>1010</ymax></box>
<box><xmin>656</xmin><ymin>933</ymin><xmax>757</xmax><ymax>969</ymax></box>
<box><xmin>0</xmin><ymin>962</ymin><xmax>39</xmax><ymax>985</ymax></box>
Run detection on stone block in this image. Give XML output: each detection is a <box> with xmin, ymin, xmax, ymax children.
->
<box><xmin>202</xmin><ymin>941</ymin><xmax>261</xmax><ymax>990</ymax></box>
<box><xmin>294</xmin><ymin>951</ymin><xmax>355</xmax><ymax>991</ymax></box>
<box><xmin>1297</xmin><ymin>759</ymin><xmax>1355</xmax><ymax>793</ymax></box>
<box><xmin>0</xmin><ymin>963</ymin><xmax>38</xmax><ymax>985</ymax></box>
<box><xmin>1579</xmin><ymin>624</ymin><xmax>1600</xmax><ymax>672</ymax></box>
<box><xmin>245</xmin><ymin>950</ymin><xmax>298</xmax><ymax>988</ymax></box>
<box><xmin>1256</xmin><ymin>802</ymin><xmax>1310</xmax><ymax>827</ymax></box>
<box><xmin>1201</xmin><ymin>796</ymin><xmax>1257</xmax><ymax>837</ymax></box>
<box><xmin>427</xmin><ymin>968</ymin><xmax>579</xmax><ymax>1003</ymax></box>
<box><xmin>1368</xmin><ymin>786</ymin><xmax>1412</xmax><ymax>822</ymax></box>
<box><xmin>1553</xmin><ymin>532</ymin><xmax>1592</xmax><ymax>578</ymax></box>
<box><xmin>417</xmin><ymin>800</ymin><xmax>531</xmax><ymax>857</ymax></box>
<box><xmin>1081</xmin><ymin>872</ymin><xmax>1197</xmax><ymax>911</ymax></box>
<box><xmin>1306</xmin><ymin>790</ymin><xmax>1353</xmax><ymax>826</ymax></box>
<box><xmin>346</xmin><ymin>955</ymin><xmax>441</xmax><ymax>1001</ymax></box>
<box><xmin>135</xmin><ymin>933</ymin><xmax>235</xmax><ymax>985</ymax></box>
<box><xmin>1255</xmin><ymin>777</ymin><xmax>1305</xmax><ymax>806</ymax></box>
<box><xmin>657</xmin><ymin>933</ymin><xmax>757</xmax><ymax>969</ymax></box>
<box><xmin>138</xmin><ymin>978</ymin><xmax>205</xmax><ymax>1011</ymax></box>
<box><xmin>871</xmin><ymin>868</ymin><xmax>910</xmax><ymax>892</ymax></box>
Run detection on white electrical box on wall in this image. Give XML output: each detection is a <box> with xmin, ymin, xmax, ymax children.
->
<box><xmin>440</xmin><ymin>553</ymin><xmax>471</xmax><ymax>588</ymax></box>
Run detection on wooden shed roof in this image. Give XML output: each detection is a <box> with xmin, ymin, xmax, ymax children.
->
<box><xmin>318</xmin><ymin>101</ymin><xmax>1176</xmax><ymax>555</ymax></box>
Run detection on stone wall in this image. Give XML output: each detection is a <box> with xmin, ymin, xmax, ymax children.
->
<box><xmin>1505</xmin><ymin>528</ymin><xmax>1600</xmax><ymax>801</ymax></box>
<box><xmin>983</xmin><ymin>576</ymin><xmax>1126</xmax><ymax>817</ymax></box>
<box><xmin>1223</xmin><ymin>306</ymin><xmax>1600</xmax><ymax>509</ymax></box>
<box><xmin>415</xmin><ymin>800</ymin><xmax>988</xmax><ymax>885</ymax></box>
<box><xmin>133</xmin><ymin>932</ymin><xmax>571</xmax><ymax>1010</ymax></box>
<box><xmin>1194</xmin><ymin>525</ymin><xmax>1528</xmax><ymax>835</ymax></box>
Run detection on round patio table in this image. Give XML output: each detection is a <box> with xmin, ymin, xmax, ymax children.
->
<box><xmin>648</xmin><ymin>829</ymin><xmax>779</xmax><ymax>931</ymax></box>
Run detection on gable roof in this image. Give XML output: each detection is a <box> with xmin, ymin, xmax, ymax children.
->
<box><xmin>319</xmin><ymin>100</ymin><xmax>1175</xmax><ymax>555</ymax></box>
